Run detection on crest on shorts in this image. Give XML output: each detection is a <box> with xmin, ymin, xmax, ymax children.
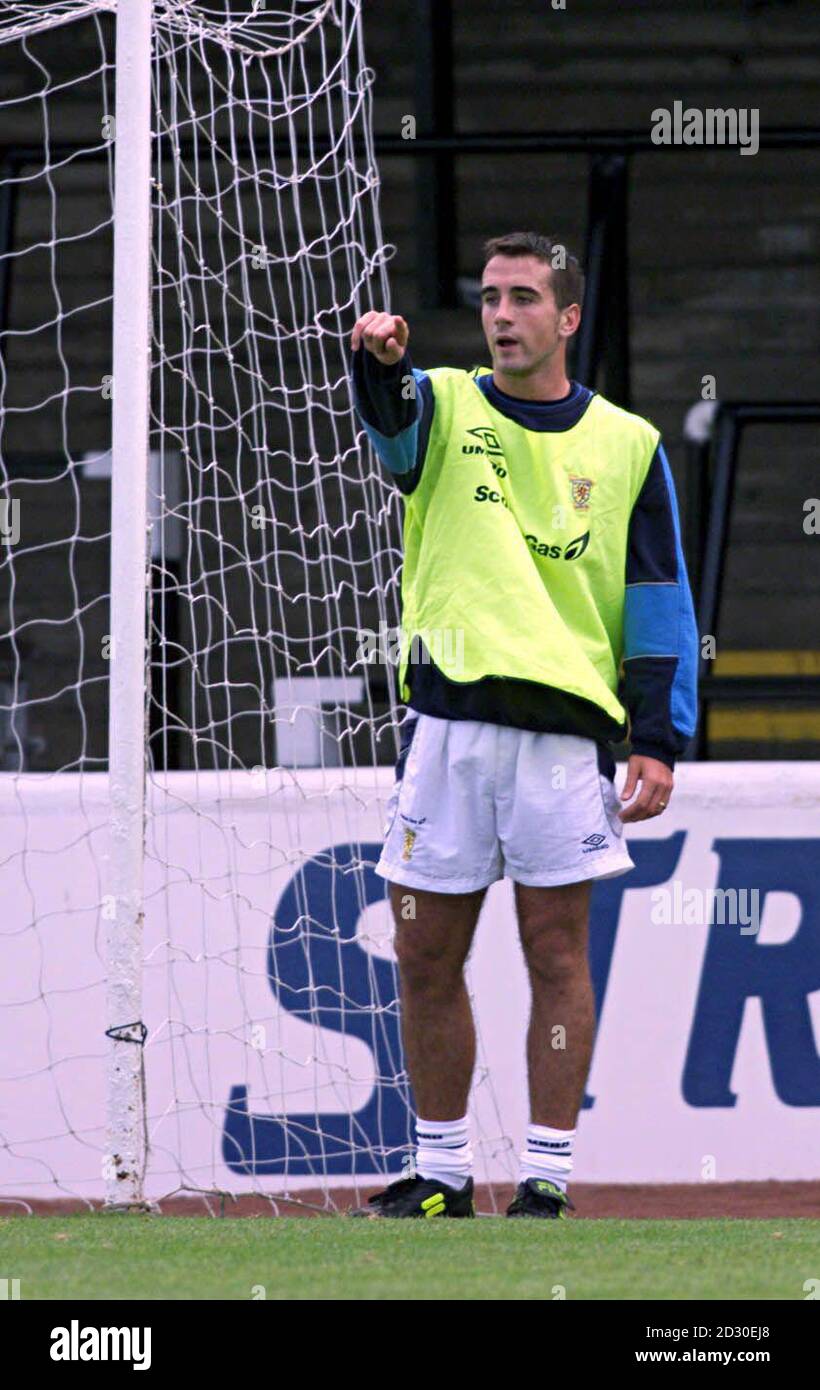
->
<box><xmin>569</xmin><ymin>476</ymin><xmax>593</xmax><ymax>511</ymax></box>
<box><xmin>401</xmin><ymin>829</ymin><xmax>416</xmax><ymax>861</ymax></box>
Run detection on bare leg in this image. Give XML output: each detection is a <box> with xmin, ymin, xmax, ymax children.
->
<box><xmin>389</xmin><ymin>882</ymin><xmax>487</xmax><ymax>1119</ymax></box>
<box><xmin>514</xmin><ymin>880</ymin><xmax>595</xmax><ymax>1128</ymax></box>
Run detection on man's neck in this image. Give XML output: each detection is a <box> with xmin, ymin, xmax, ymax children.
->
<box><xmin>491</xmin><ymin>363</ymin><xmax>572</xmax><ymax>403</ymax></box>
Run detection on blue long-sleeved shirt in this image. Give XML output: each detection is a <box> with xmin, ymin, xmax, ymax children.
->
<box><xmin>352</xmin><ymin>345</ymin><xmax>698</xmax><ymax>768</ymax></box>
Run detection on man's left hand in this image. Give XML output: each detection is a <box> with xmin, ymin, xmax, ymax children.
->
<box><xmin>618</xmin><ymin>755</ymin><xmax>673</xmax><ymax>823</ymax></box>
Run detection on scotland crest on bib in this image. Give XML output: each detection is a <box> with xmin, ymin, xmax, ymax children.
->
<box><xmin>570</xmin><ymin>475</ymin><xmax>593</xmax><ymax>511</ymax></box>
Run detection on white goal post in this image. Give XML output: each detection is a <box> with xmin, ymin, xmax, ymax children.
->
<box><xmin>106</xmin><ymin>0</ymin><xmax>153</xmax><ymax>1210</ymax></box>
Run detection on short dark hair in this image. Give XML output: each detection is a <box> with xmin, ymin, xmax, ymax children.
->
<box><xmin>482</xmin><ymin>232</ymin><xmax>585</xmax><ymax>311</ymax></box>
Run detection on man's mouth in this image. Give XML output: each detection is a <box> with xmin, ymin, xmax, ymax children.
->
<box><xmin>495</xmin><ymin>336</ymin><xmax>518</xmax><ymax>349</ymax></box>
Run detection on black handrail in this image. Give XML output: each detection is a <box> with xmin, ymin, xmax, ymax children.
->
<box><xmin>686</xmin><ymin>401</ymin><xmax>820</xmax><ymax>759</ymax></box>
<box><xmin>2</xmin><ymin>124</ymin><xmax>820</xmax><ymax>408</ymax></box>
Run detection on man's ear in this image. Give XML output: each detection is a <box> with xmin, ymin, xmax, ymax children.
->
<box><xmin>560</xmin><ymin>303</ymin><xmax>582</xmax><ymax>339</ymax></box>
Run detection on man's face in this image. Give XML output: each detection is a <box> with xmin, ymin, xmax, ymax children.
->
<box><xmin>480</xmin><ymin>254</ymin><xmax>578</xmax><ymax>376</ymax></box>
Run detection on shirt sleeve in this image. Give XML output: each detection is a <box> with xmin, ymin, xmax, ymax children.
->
<box><xmin>349</xmin><ymin>344</ymin><xmax>434</xmax><ymax>494</ymax></box>
<box><xmin>622</xmin><ymin>440</ymin><xmax>699</xmax><ymax>768</ymax></box>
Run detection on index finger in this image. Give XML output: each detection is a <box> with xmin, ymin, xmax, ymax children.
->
<box><xmin>350</xmin><ymin>310</ymin><xmax>379</xmax><ymax>351</ymax></box>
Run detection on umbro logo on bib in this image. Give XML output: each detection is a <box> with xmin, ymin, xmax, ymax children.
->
<box><xmin>462</xmin><ymin>425</ymin><xmax>504</xmax><ymax>457</ymax></box>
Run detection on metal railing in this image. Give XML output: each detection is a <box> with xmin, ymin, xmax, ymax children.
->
<box><xmin>684</xmin><ymin>402</ymin><xmax>820</xmax><ymax>758</ymax></box>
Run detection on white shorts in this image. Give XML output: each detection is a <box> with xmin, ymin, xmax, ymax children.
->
<box><xmin>374</xmin><ymin>713</ymin><xmax>634</xmax><ymax>893</ymax></box>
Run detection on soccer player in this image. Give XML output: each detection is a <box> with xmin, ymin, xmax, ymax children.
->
<box><xmin>349</xmin><ymin>232</ymin><xmax>698</xmax><ymax>1218</ymax></box>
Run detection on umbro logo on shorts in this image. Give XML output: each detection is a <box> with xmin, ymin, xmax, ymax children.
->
<box><xmin>581</xmin><ymin>833</ymin><xmax>608</xmax><ymax>853</ymax></box>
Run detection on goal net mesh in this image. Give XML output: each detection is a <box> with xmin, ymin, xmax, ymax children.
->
<box><xmin>0</xmin><ymin>0</ymin><xmax>512</xmax><ymax>1211</ymax></box>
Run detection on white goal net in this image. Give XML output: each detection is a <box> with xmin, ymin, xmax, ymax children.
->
<box><xmin>0</xmin><ymin>0</ymin><xmax>511</xmax><ymax>1212</ymax></box>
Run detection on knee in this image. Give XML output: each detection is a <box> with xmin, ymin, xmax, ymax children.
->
<box><xmin>524</xmin><ymin>941</ymin><xmax>584</xmax><ymax>987</ymax></box>
<box><xmin>394</xmin><ymin>928</ymin><xmax>462</xmax><ymax>996</ymax></box>
<box><xmin>520</xmin><ymin>918</ymin><xmax>588</xmax><ymax>986</ymax></box>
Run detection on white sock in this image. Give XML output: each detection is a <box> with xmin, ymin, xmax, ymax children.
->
<box><xmin>415</xmin><ymin>1115</ymin><xmax>472</xmax><ymax>1191</ymax></box>
<box><xmin>518</xmin><ymin>1123</ymin><xmax>575</xmax><ymax>1192</ymax></box>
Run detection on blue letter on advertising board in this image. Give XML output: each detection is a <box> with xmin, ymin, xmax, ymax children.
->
<box><xmin>684</xmin><ymin>839</ymin><xmax>820</xmax><ymax>1106</ymax></box>
<box><xmin>223</xmin><ymin>844</ymin><xmax>413</xmax><ymax>1175</ymax></box>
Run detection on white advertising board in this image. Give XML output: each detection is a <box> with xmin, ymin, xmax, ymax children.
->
<box><xmin>1</xmin><ymin>764</ymin><xmax>818</xmax><ymax>1200</ymax></box>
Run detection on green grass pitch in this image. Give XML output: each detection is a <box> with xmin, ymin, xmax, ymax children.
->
<box><xmin>3</xmin><ymin>1216</ymin><xmax>819</xmax><ymax>1300</ymax></box>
